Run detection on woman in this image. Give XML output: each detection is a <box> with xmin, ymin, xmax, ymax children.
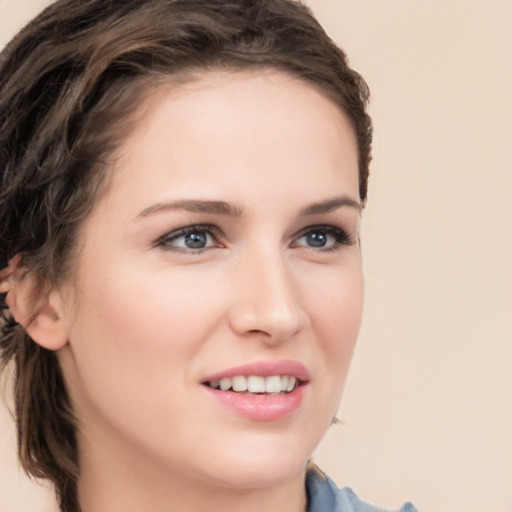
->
<box><xmin>0</xmin><ymin>1</ymin><xmax>416</xmax><ymax>511</ymax></box>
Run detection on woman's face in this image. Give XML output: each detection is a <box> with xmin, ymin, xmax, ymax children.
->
<box><xmin>57</xmin><ymin>70</ymin><xmax>363</xmax><ymax>489</ymax></box>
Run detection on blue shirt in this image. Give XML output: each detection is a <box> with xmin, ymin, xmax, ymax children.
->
<box><xmin>306</xmin><ymin>470</ymin><xmax>418</xmax><ymax>512</ymax></box>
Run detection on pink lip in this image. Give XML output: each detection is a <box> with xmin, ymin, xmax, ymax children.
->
<box><xmin>201</xmin><ymin>359</ymin><xmax>311</xmax><ymax>383</ymax></box>
<box><xmin>200</xmin><ymin>360</ymin><xmax>310</xmax><ymax>422</ymax></box>
<box><xmin>202</xmin><ymin>385</ymin><xmax>306</xmax><ymax>421</ymax></box>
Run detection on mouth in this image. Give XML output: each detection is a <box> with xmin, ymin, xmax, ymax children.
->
<box><xmin>200</xmin><ymin>361</ymin><xmax>309</xmax><ymax>420</ymax></box>
<box><xmin>203</xmin><ymin>375</ymin><xmax>303</xmax><ymax>395</ymax></box>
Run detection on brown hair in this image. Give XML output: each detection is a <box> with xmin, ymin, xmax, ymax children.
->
<box><xmin>0</xmin><ymin>1</ymin><xmax>372</xmax><ymax>510</ymax></box>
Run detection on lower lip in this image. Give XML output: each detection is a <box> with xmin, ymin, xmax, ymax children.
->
<box><xmin>202</xmin><ymin>385</ymin><xmax>306</xmax><ymax>421</ymax></box>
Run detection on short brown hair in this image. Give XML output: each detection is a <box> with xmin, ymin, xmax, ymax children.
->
<box><xmin>0</xmin><ymin>1</ymin><xmax>372</xmax><ymax>510</ymax></box>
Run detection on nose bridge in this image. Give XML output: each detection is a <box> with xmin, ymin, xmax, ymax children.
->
<box><xmin>229</xmin><ymin>243</ymin><xmax>307</xmax><ymax>342</ymax></box>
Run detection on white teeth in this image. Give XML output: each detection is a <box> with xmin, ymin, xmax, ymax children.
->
<box><xmin>232</xmin><ymin>376</ymin><xmax>248</xmax><ymax>392</ymax></box>
<box><xmin>247</xmin><ymin>375</ymin><xmax>266</xmax><ymax>393</ymax></box>
<box><xmin>286</xmin><ymin>376</ymin><xmax>296</xmax><ymax>392</ymax></box>
<box><xmin>208</xmin><ymin>375</ymin><xmax>300</xmax><ymax>393</ymax></box>
<box><xmin>219</xmin><ymin>378</ymin><xmax>232</xmax><ymax>391</ymax></box>
<box><xmin>265</xmin><ymin>375</ymin><xmax>282</xmax><ymax>393</ymax></box>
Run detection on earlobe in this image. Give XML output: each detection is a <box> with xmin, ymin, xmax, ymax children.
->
<box><xmin>25</xmin><ymin>289</ymin><xmax>69</xmax><ymax>351</ymax></box>
<box><xmin>4</xmin><ymin>265</ymin><xmax>69</xmax><ymax>351</ymax></box>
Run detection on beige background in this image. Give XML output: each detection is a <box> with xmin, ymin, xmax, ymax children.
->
<box><xmin>1</xmin><ymin>1</ymin><xmax>511</xmax><ymax>511</ymax></box>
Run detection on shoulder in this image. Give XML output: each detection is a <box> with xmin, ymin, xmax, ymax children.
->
<box><xmin>306</xmin><ymin>469</ymin><xmax>418</xmax><ymax>512</ymax></box>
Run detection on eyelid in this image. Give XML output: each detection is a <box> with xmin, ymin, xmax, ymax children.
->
<box><xmin>153</xmin><ymin>222</ymin><xmax>356</xmax><ymax>254</ymax></box>
<box><xmin>291</xmin><ymin>224</ymin><xmax>357</xmax><ymax>249</ymax></box>
<box><xmin>154</xmin><ymin>224</ymin><xmax>224</xmax><ymax>252</ymax></box>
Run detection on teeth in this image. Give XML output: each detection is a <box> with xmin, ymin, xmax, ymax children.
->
<box><xmin>232</xmin><ymin>376</ymin><xmax>248</xmax><ymax>392</ymax></box>
<box><xmin>219</xmin><ymin>378</ymin><xmax>231</xmax><ymax>391</ymax></box>
<box><xmin>207</xmin><ymin>375</ymin><xmax>300</xmax><ymax>394</ymax></box>
<box><xmin>247</xmin><ymin>375</ymin><xmax>266</xmax><ymax>393</ymax></box>
<box><xmin>286</xmin><ymin>376</ymin><xmax>296</xmax><ymax>392</ymax></box>
<box><xmin>265</xmin><ymin>375</ymin><xmax>282</xmax><ymax>393</ymax></box>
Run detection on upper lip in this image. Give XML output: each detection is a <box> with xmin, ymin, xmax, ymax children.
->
<box><xmin>201</xmin><ymin>360</ymin><xmax>310</xmax><ymax>383</ymax></box>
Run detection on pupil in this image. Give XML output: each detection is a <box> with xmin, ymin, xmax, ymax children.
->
<box><xmin>185</xmin><ymin>232</ymin><xmax>207</xmax><ymax>248</ymax></box>
<box><xmin>308</xmin><ymin>232</ymin><xmax>326</xmax><ymax>247</ymax></box>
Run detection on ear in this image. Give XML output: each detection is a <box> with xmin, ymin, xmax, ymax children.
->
<box><xmin>4</xmin><ymin>262</ymin><xmax>69</xmax><ymax>351</ymax></box>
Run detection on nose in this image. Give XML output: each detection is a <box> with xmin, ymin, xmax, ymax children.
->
<box><xmin>228</xmin><ymin>249</ymin><xmax>309</xmax><ymax>345</ymax></box>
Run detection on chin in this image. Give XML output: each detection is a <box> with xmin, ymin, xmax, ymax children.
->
<box><xmin>211</xmin><ymin>459</ymin><xmax>306</xmax><ymax>491</ymax></box>
<box><xmin>188</xmin><ymin>436</ymin><xmax>312</xmax><ymax>491</ymax></box>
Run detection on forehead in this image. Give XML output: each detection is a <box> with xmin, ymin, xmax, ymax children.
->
<box><xmin>103</xmin><ymin>69</ymin><xmax>359</xmax><ymax>213</ymax></box>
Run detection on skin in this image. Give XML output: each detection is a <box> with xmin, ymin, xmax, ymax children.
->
<box><xmin>10</xmin><ymin>70</ymin><xmax>364</xmax><ymax>512</ymax></box>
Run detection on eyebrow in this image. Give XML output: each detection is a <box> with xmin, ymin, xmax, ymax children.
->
<box><xmin>136</xmin><ymin>200</ymin><xmax>243</xmax><ymax>219</ymax></box>
<box><xmin>299</xmin><ymin>196</ymin><xmax>361</xmax><ymax>215</ymax></box>
<box><xmin>135</xmin><ymin>195</ymin><xmax>360</xmax><ymax>220</ymax></box>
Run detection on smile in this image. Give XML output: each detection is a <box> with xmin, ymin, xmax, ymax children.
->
<box><xmin>205</xmin><ymin>375</ymin><xmax>300</xmax><ymax>394</ymax></box>
<box><xmin>201</xmin><ymin>360</ymin><xmax>310</xmax><ymax>421</ymax></box>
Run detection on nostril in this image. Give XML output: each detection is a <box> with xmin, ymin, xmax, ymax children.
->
<box><xmin>247</xmin><ymin>329</ymin><xmax>271</xmax><ymax>337</ymax></box>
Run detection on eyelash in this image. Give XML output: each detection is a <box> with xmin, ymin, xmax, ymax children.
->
<box><xmin>292</xmin><ymin>225</ymin><xmax>356</xmax><ymax>252</ymax></box>
<box><xmin>155</xmin><ymin>224</ymin><xmax>356</xmax><ymax>254</ymax></box>
<box><xmin>155</xmin><ymin>225</ymin><xmax>221</xmax><ymax>254</ymax></box>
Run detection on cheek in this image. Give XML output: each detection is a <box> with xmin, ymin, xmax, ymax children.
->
<box><xmin>306</xmin><ymin>264</ymin><xmax>364</xmax><ymax>396</ymax></box>
<box><xmin>60</xmin><ymin>261</ymin><xmax>228</xmax><ymax>441</ymax></box>
<box><xmin>307</xmin><ymin>263</ymin><xmax>364</xmax><ymax>348</ymax></box>
<box><xmin>64</xmin><ymin>255</ymin><xmax>237</xmax><ymax>409</ymax></box>
<box><xmin>329</xmin><ymin>278</ymin><xmax>363</xmax><ymax>351</ymax></box>
<box><xmin>294</xmin><ymin>265</ymin><xmax>363</xmax><ymax>444</ymax></box>
<box><xmin>130</xmin><ymin>263</ymin><xmax>231</xmax><ymax>349</ymax></box>
<box><xmin>72</xmin><ymin>264</ymin><xmax>224</xmax><ymax>364</ymax></box>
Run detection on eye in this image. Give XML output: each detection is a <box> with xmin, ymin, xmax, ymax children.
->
<box><xmin>156</xmin><ymin>225</ymin><xmax>221</xmax><ymax>253</ymax></box>
<box><xmin>293</xmin><ymin>226</ymin><xmax>355</xmax><ymax>251</ymax></box>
